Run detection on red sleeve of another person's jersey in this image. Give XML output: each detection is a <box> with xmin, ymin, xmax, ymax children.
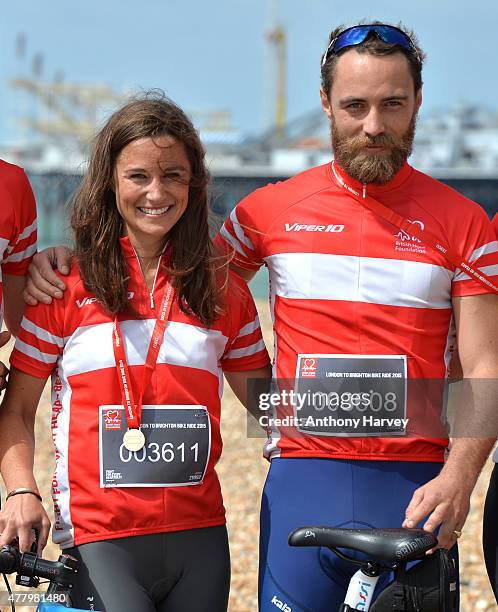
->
<box><xmin>493</xmin><ymin>214</ymin><xmax>498</xmax><ymax>238</ymax></box>
<box><xmin>451</xmin><ymin>205</ymin><xmax>498</xmax><ymax>297</ymax></box>
<box><xmin>2</xmin><ymin>170</ymin><xmax>37</xmax><ymax>276</ymax></box>
<box><xmin>214</xmin><ymin>185</ymin><xmax>274</xmax><ymax>271</ymax></box>
<box><xmin>10</xmin><ymin>297</ymin><xmax>65</xmax><ymax>380</ymax></box>
<box><xmin>220</xmin><ymin>275</ymin><xmax>270</xmax><ymax>372</ymax></box>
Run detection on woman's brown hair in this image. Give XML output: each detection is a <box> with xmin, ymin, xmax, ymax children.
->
<box><xmin>71</xmin><ymin>92</ymin><xmax>225</xmax><ymax>325</ymax></box>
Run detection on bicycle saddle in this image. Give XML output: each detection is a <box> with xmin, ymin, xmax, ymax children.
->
<box><xmin>288</xmin><ymin>527</ymin><xmax>437</xmax><ymax>563</ymax></box>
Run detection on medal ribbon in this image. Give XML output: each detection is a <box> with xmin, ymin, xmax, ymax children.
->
<box><xmin>112</xmin><ymin>280</ymin><xmax>174</xmax><ymax>429</ymax></box>
<box><xmin>332</xmin><ymin>162</ymin><xmax>498</xmax><ymax>295</ymax></box>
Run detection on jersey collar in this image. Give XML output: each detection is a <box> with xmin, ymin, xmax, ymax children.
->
<box><xmin>331</xmin><ymin>160</ymin><xmax>413</xmax><ymax>196</ymax></box>
<box><xmin>119</xmin><ymin>235</ymin><xmax>170</xmax><ymax>259</ymax></box>
<box><xmin>119</xmin><ymin>235</ymin><xmax>136</xmax><ymax>258</ymax></box>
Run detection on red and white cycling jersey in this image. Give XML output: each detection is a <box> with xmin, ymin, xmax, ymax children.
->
<box><xmin>11</xmin><ymin>237</ymin><xmax>270</xmax><ymax>548</ymax></box>
<box><xmin>217</xmin><ymin>161</ymin><xmax>498</xmax><ymax>463</ymax></box>
<box><xmin>0</xmin><ymin>160</ymin><xmax>37</xmax><ymax>323</ymax></box>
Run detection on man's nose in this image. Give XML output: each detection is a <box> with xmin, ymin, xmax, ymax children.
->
<box><xmin>363</xmin><ymin>108</ymin><xmax>385</xmax><ymax>138</ymax></box>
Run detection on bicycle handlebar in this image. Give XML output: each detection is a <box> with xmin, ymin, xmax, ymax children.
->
<box><xmin>0</xmin><ymin>544</ymin><xmax>78</xmax><ymax>590</ymax></box>
<box><xmin>0</xmin><ymin>546</ymin><xmax>20</xmax><ymax>574</ymax></box>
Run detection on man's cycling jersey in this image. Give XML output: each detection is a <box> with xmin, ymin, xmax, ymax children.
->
<box><xmin>10</xmin><ymin>237</ymin><xmax>270</xmax><ymax>548</ymax></box>
<box><xmin>0</xmin><ymin>160</ymin><xmax>37</xmax><ymax>323</ymax></box>
<box><xmin>217</xmin><ymin>161</ymin><xmax>498</xmax><ymax>463</ymax></box>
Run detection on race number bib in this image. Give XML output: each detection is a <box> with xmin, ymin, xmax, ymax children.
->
<box><xmin>295</xmin><ymin>355</ymin><xmax>407</xmax><ymax>436</ymax></box>
<box><xmin>99</xmin><ymin>405</ymin><xmax>211</xmax><ymax>487</ymax></box>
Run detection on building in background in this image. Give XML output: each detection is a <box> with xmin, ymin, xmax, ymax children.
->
<box><xmin>3</xmin><ymin>103</ymin><xmax>498</xmax><ymax>248</ymax></box>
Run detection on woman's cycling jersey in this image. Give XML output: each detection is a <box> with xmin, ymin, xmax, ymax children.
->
<box><xmin>10</xmin><ymin>237</ymin><xmax>270</xmax><ymax>548</ymax></box>
<box><xmin>216</xmin><ymin>161</ymin><xmax>498</xmax><ymax>463</ymax></box>
<box><xmin>0</xmin><ymin>161</ymin><xmax>37</xmax><ymax>323</ymax></box>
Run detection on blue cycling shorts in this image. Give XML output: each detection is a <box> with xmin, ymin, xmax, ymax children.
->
<box><xmin>259</xmin><ymin>457</ymin><xmax>459</xmax><ymax>612</ymax></box>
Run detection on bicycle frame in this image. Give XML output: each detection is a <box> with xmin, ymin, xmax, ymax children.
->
<box><xmin>341</xmin><ymin>566</ymin><xmax>381</xmax><ymax>611</ymax></box>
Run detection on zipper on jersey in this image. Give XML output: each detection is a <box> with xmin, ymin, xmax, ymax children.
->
<box><xmin>131</xmin><ymin>246</ymin><xmax>164</xmax><ymax>311</ymax></box>
<box><xmin>148</xmin><ymin>264</ymin><xmax>162</xmax><ymax>309</ymax></box>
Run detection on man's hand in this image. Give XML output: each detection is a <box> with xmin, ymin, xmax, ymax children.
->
<box><xmin>404</xmin><ymin>294</ymin><xmax>498</xmax><ymax>549</ymax></box>
<box><xmin>24</xmin><ymin>246</ymin><xmax>72</xmax><ymax>306</ymax></box>
<box><xmin>0</xmin><ymin>330</ymin><xmax>12</xmax><ymax>392</ymax></box>
<box><xmin>402</xmin><ymin>469</ymin><xmax>472</xmax><ymax>549</ymax></box>
<box><xmin>0</xmin><ymin>494</ymin><xmax>51</xmax><ymax>554</ymax></box>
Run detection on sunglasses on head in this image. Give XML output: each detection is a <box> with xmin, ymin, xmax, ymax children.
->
<box><xmin>321</xmin><ymin>24</ymin><xmax>420</xmax><ymax>67</ymax></box>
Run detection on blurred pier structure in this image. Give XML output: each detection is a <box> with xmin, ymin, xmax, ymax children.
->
<box><xmin>2</xmin><ymin>100</ymin><xmax>498</xmax><ymax>251</ymax></box>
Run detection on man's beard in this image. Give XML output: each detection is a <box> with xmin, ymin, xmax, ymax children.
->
<box><xmin>331</xmin><ymin>113</ymin><xmax>417</xmax><ymax>185</ymax></box>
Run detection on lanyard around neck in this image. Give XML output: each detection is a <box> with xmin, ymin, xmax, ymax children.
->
<box><xmin>332</xmin><ymin>162</ymin><xmax>498</xmax><ymax>295</ymax></box>
<box><xmin>112</xmin><ymin>280</ymin><xmax>175</xmax><ymax>429</ymax></box>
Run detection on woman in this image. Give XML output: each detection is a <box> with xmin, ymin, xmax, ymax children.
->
<box><xmin>0</xmin><ymin>95</ymin><xmax>271</xmax><ymax>611</ymax></box>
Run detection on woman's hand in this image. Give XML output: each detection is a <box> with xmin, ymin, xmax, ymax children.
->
<box><xmin>0</xmin><ymin>494</ymin><xmax>51</xmax><ymax>555</ymax></box>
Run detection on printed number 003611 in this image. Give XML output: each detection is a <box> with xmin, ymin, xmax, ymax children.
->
<box><xmin>118</xmin><ymin>441</ymin><xmax>200</xmax><ymax>463</ymax></box>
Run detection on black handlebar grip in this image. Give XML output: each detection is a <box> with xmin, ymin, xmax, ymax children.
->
<box><xmin>0</xmin><ymin>545</ymin><xmax>21</xmax><ymax>574</ymax></box>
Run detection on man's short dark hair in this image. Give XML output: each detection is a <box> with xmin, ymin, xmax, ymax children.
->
<box><xmin>320</xmin><ymin>21</ymin><xmax>426</xmax><ymax>98</ymax></box>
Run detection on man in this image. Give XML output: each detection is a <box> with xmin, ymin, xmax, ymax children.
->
<box><xmin>28</xmin><ymin>23</ymin><xmax>498</xmax><ymax>610</ymax></box>
<box><xmin>0</xmin><ymin>160</ymin><xmax>37</xmax><ymax>391</ymax></box>
<box><xmin>217</xmin><ymin>22</ymin><xmax>498</xmax><ymax>610</ymax></box>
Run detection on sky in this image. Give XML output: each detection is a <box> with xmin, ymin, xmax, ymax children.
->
<box><xmin>0</xmin><ymin>0</ymin><xmax>494</xmax><ymax>143</ymax></box>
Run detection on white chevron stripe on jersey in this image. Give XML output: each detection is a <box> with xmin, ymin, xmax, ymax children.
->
<box><xmin>15</xmin><ymin>339</ymin><xmax>59</xmax><ymax>364</ymax></box>
<box><xmin>265</xmin><ymin>252</ymin><xmax>453</xmax><ymax>309</ymax></box>
<box><xmin>5</xmin><ymin>243</ymin><xmax>37</xmax><ymax>263</ymax></box>
<box><xmin>229</xmin><ymin>207</ymin><xmax>255</xmax><ymax>251</ymax></box>
<box><xmin>454</xmin><ymin>263</ymin><xmax>498</xmax><ymax>283</ymax></box>
<box><xmin>7</xmin><ymin>219</ymin><xmax>38</xmax><ymax>253</ymax></box>
<box><xmin>21</xmin><ymin>318</ymin><xmax>65</xmax><ymax>348</ymax></box>
<box><xmin>238</xmin><ymin>316</ymin><xmax>262</xmax><ymax>337</ymax></box>
<box><xmin>467</xmin><ymin>240</ymin><xmax>498</xmax><ymax>262</ymax></box>
<box><xmin>61</xmin><ymin>319</ymin><xmax>229</xmax><ymax>378</ymax></box>
<box><xmin>219</xmin><ymin>224</ymin><xmax>246</xmax><ymax>256</ymax></box>
<box><xmin>226</xmin><ymin>338</ymin><xmax>266</xmax><ymax>360</ymax></box>
<box><xmin>17</xmin><ymin>218</ymin><xmax>37</xmax><ymax>242</ymax></box>
<box><xmin>0</xmin><ymin>238</ymin><xmax>10</xmax><ymax>263</ymax></box>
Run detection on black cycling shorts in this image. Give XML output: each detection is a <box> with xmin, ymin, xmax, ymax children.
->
<box><xmin>63</xmin><ymin>525</ymin><xmax>230</xmax><ymax>612</ymax></box>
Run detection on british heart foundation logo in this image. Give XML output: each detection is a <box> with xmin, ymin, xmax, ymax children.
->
<box><xmin>104</xmin><ymin>409</ymin><xmax>122</xmax><ymax>431</ymax></box>
<box><xmin>301</xmin><ymin>358</ymin><xmax>317</xmax><ymax>378</ymax></box>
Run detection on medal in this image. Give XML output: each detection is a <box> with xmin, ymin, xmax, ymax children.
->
<box><xmin>113</xmin><ymin>279</ymin><xmax>174</xmax><ymax>441</ymax></box>
<box><xmin>123</xmin><ymin>428</ymin><xmax>146</xmax><ymax>452</ymax></box>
